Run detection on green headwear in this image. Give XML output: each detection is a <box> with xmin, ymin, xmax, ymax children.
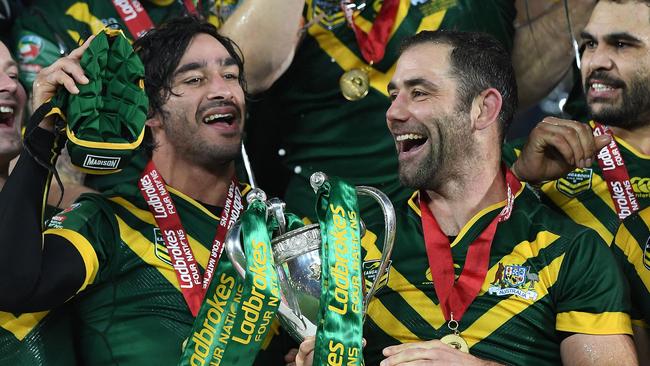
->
<box><xmin>45</xmin><ymin>28</ymin><xmax>148</xmax><ymax>174</ymax></box>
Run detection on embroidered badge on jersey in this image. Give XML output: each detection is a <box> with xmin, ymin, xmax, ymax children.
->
<box><xmin>643</xmin><ymin>236</ymin><xmax>650</xmax><ymax>270</ymax></box>
<box><xmin>153</xmin><ymin>228</ymin><xmax>172</xmax><ymax>265</ymax></box>
<box><xmin>362</xmin><ymin>259</ymin><xmax>392</xmax><ymax>293</ymax></box>
<box><xmin>311</xmin><ymin>0</ymin><xmax>361</xmax><ymax>30</ymax></box>
<box><xmin>631</xmin><ymin>177</ymin><xmax>650</xmax><ymax>199</ymax></box>
<box><xmin>556</xmin><ymin>168</ymin><xmax>593</xmax><ymax>197</ymax></box>
<box><xmin>415</xmin><ymin>0</ymin><xmax>456</xmax><ymax>16</ymax></box>
<box><xmin>488</xmin><ymin>263</ymin><xmax>539</xmax><ymax>300</ymax></box>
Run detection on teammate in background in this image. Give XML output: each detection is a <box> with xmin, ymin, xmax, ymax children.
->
<box><xmin>246</xmin><ymin>0</ymin><xmax>598</xmax><ymax>221</ymax></box>
<box><xmin>0</xmin><ymin>16</ymin><xmax>290</xmax><ymax>365</ymax></box>
<box><xmin>0</xmin><ymin>39</ymin><xmax>78</xmax><ymax>366</ymax></box>
<box><xmin>611</xmin><ymin>207</ymin><xmax>650</xmax><ymax>360</ymax></box>
<box><xmin>291</xmin><ymin>30</ymin><xmax>636</xmax><ymax>366</ymax></box>
<box><xmin>510</xmin><ymin>1</ymin><xmax>650</xmax><ymax>362</ymax></box>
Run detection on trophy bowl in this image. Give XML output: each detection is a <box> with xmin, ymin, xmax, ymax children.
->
<box><xmin>225</xmin><ymin>181</ymin><xmax>395</xmax><ymax>342</ymax></box>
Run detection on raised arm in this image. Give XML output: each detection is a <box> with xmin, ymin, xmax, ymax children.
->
<box><xmin>219</xmin><ymin>0</ymin><xmax>304</xmax><ymax>94</ymax></box>
<box><xmin>513</xmin><ymin>0</ymin><xmax>596</xmax><ymax>108</ymax></box>
<box><xmin>0</xmin><ymin>38</ymin><xmax>95</xmax><ymax>312</ymax></box>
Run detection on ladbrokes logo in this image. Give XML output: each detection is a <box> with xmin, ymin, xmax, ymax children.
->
<box><xmin>83</xmin><ymin>154</ymin><xmax>121</xmax><ymax>170</ymax></box>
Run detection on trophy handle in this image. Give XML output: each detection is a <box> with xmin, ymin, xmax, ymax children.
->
<box><xmin>355</xmin><ymin>186</ymin><xmax>396</xmax><ymax>316</ymax></box>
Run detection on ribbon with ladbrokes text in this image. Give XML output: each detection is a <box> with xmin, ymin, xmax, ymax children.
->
<box><xmin>593</xmin><ymin>122</ymin><xmax>640</xmax><ymax>220</ymax></box>
<box><xmin>313</xmin><ymin>178</ymin><xmax>364</xmax><ymax>366</ymax></box>
<box><xmin>138</xmin><ymin>160</ymin><xmax>241</xmax><ymax>317</ymax></box>
<box><xmin>179</xmin><ymin>198</ymin><xmax>280</xmax><ymax>366</ymax></box>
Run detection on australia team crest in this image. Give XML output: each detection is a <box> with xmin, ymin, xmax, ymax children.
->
<box><xmin>488</xmin><ymin>263</ymin><xmax>539</xmax><ymax>300</ymax></box>
<box><xmin>153</xmin><ymin>228</ymin><xmax>172</xmax><ymax>265</ymax></box>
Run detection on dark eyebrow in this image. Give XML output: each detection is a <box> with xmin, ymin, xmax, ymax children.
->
<box><xmin>580</xmin><ymin>30</ymin><xmax>642</xmax><ymax>45</ymax></box>
<box><xmin>174</xmin><ymin>57</ymin><xmax>239</xmax><ymax>77</ymax></box>
<box><xmin>174</xmin><ymin>61</ymin><xmax>205</xmax><ymax>76</ymax></box>
<box><xmin>387</xmin><ymin>77</ymin><xmax>439</xmax><ymax>93</ymax></box>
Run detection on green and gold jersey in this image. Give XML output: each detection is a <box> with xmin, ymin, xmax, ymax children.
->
<box><xmin>0</xmin><ymin>307</ymin><xmax>77</xmax><ymax>366</ymax></box>
<box><xmin>41</xmin><ymin>181</ymin><xmax>291</xmax><ymax>365</ymax></box>
<box><xmin>504</xmin><ymin>124</ymin><xmax>650</xmax><ymax>245</ymax></box>
<box><xmin>0</xmin><ymin>205</ymin><xmax>77</xmax><ymax>366</ymax></box>
<box><xmin>360</xmin><ymin>184</ymin><xmax>631</xmax><ymax>365</ymax></box>
<box><xmin>11</xmin><ymin>0</ymin><xmax>224</xmax><ymax>90</ymax></box>
<box><xmin>251</xmin><ymin>0</ymin><xmax>516</xmax><ymax>218</ymax></box>
<box><xmin>612</xmin><ymin>207</ymin><xmax>650</xmax><ymax>325</ymax></box>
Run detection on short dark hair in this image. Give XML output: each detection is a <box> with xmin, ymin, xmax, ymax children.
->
<box><xmin>400</xmin><ymin>30</ymin><xmax>517</xmax><ymax>141</ymax></box>
<box><xmin>132</xmin><ymin>15</ymin><xmax>247</xmax><ymax>156</ymax></box>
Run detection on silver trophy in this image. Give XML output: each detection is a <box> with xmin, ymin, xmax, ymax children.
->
<box><xmin>225</xmin><ymin>172</ymin><xmax>396</xmax><ymax>342</ymax></box>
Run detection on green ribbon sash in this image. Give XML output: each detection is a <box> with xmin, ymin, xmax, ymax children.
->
<box><xmin>313</xmin><ymin>178</ymin><xmax>364</xmax><ymax>366</ymax></box>
<box><xmin>179</xmin><ymin>200</ymin><xmax>280</xmax><ymax>365</ymax></box>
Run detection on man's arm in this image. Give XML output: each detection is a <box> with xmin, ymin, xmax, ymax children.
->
<box><xmin>0</xmin><ymin>37</ymin><xmax>96</xmax><ymax>312</ymax></box>
<box><xmin>561</xmin><ymin>334</ymin><xmax>638</xmax><ymax>365</ymax></box>
<box><xmin>513</xmin><ymin>0</ymin><xmax>596</xmax><ymax>108</ymax></box>
<box><xmin>219</xmin><ymin>0</ymin><xmax>304</xmax><ymax>94</ymax></box>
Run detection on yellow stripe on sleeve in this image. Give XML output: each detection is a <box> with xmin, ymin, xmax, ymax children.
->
<box><xmin>613</xmin><ymin>225</ymin><xmax>650</xmax><ymax>294</ymax></box>
<box><xmin>44</xmin><ymin>228</ymin><xmax>99</xmax><ymax>292</ymax></box>
<box><xmin>0</xmin><ymin>311</ymin><xmax>49</xmax><ymax>341</ymax></box>
<box><xmin>556</xmin><ymin>311</ymin><xmax>632</xmax><ymax>335</ymax></box>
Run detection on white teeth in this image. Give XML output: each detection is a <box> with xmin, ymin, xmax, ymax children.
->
<box><xmin>204</xmin><ymin>113</ymin><xmax>233</xmax><ymax>123</ymax></box>
<box><xmin>396</xmin><ymin>133</ymin><xmax>425</xmax><ymax>142</ymax></box>
<box><xmin>591</xmin><ymin>83</ymin><xmax>614</xmax><ymax>92</ymax></box>
<box><xmin>0</xmin><ymin>106</ymin><xmax>14</xmax><ymax>114</ymax></box>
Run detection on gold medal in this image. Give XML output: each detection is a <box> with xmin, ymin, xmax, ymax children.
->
<box><xmin>440</xmin><ymin>334</ymin><xmax>469</xmax><ymax>353</ymax></box>
<box><xmin>339</xmin><ymin>68</ymin><xmax>369</xmax><ymax>101</ymax></box>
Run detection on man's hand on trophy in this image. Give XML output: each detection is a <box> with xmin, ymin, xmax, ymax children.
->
<box><xmin>511</xmin><ymin>117</ymin><xmax>611</xmax><ymax>184</ymax></box>
<box><xmin>285</xmin><ymin>337</ymin><xmax>366</xmax><ymax>366</ymax></box>
<box><xmin>285</xmin><ymin>336</ymin><xmax>315</xmax><ymax>366</ymax></box>
<box><xmin>31</xmin><ymin>35</ymin><xmax>94</xmax><ymax>131</ymax></box>
<box><xmin>380</xmin><ymin>340</ymin><xmax>503</xmax><ymax>366</ymax></box>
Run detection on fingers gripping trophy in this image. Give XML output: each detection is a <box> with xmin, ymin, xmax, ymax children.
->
<box><xmin>226</xmin><ymin>171</ymin><xmax>396</xmax><ymax>365</ymax></box>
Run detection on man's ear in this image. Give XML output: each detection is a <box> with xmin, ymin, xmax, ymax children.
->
<box><xmin>470</xmin><ymin>88</ymin><xmax>502</xmax><ymax>131</ymax></box>
<box><xmin>145</xmin><ymin>115</ymin><xmax>162</xmax><ymax>128</ymax></box>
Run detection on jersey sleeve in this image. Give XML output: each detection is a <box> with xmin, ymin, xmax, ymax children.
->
<box><xmin>553</xmin><ymin>229</ymin><xmax>632</xmax><ymax>335</ymax></box>
<box><xmin>611</xmin><ymin>210</ymin><xmax>650</xmax><ymax>325</ymax></box>
<box><xmin>44</xmin><ymin>195</ymin><xmax>117</xmax><ymax>293</ymax></box>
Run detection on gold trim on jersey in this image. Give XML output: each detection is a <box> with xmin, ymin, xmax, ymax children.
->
<box><xmin>542</xmin><ymin>179</ymin><xmax>614</xmax><ymax>244</ymax></box>
<box><xmin>365</xmin><ymin>218</ymin><xmax>562</xmax><ymax>348</ymax></box>
<box><xmin>44</xmin><ymin>228</ymin><xmax>99</xmax><ymax>292</ymax></box>
<box><xmin>614</xmin><ymin>224</ymin><xmax>650</xmax><ymax>294</ymax></box>
<box><xmin>306</xmin><ymin>1</ymin><xmax>447</xmax><ymax>97</ymax></box>
<box><xmin>407</xmin><ymin>180</ymin><xmax>526</xmax><ymax>248</ymax></box>
<box><xmin>0</xmin><ymin>311</ymin><xmax>49</xmax><ymax>341</ymax></box>
<box><xmin>556</xmin><ymin>311</ymin><xmax>632</xmax><ymax>335</ymax></box>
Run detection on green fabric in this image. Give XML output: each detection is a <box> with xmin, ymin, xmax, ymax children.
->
<box><xmin>0</xmin><ymin>307</ymin><xmax>77</xmax><ymax>366</ymax></box>
<box><xmin>53</xmin><ymin>29</ymin><xmax>148</xmax><ymax>174</ymax></box>
<box><xmin>360</xmin><ymin>186</ymin><xmax>631</xmax><ymax>365</ymax></box>
<box><xmin>44</xmin><ymin>182</ymin><xmax>291</xmax><ymax>366</ymax></box>
<box><xmin>612</xmin><ymin>207</ymin><xmax>650</xmax><ymax>324</ymax></box>
<box><xmin>248</xmin><ymin>0</ymin><xmax>516</xmax><ymax>220</ymax></box>
<box><xmin>313</xmin><ymin>178</ymin><xmax>364</xmax><ymax>366</ymax></box>
<box><xmin>503</xmin><ymin>135</ymin><xmax>650</xmax><ymax>243</ymax></box>
<box><xmin>11</xmin><ymin>0</ymin><xmax>221</xmax><ymax>92</ymax></box>
<box><xmin>221</xmin><ymin>200</ymin><xmax>281</xmax><ymax>364</ymax></box>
